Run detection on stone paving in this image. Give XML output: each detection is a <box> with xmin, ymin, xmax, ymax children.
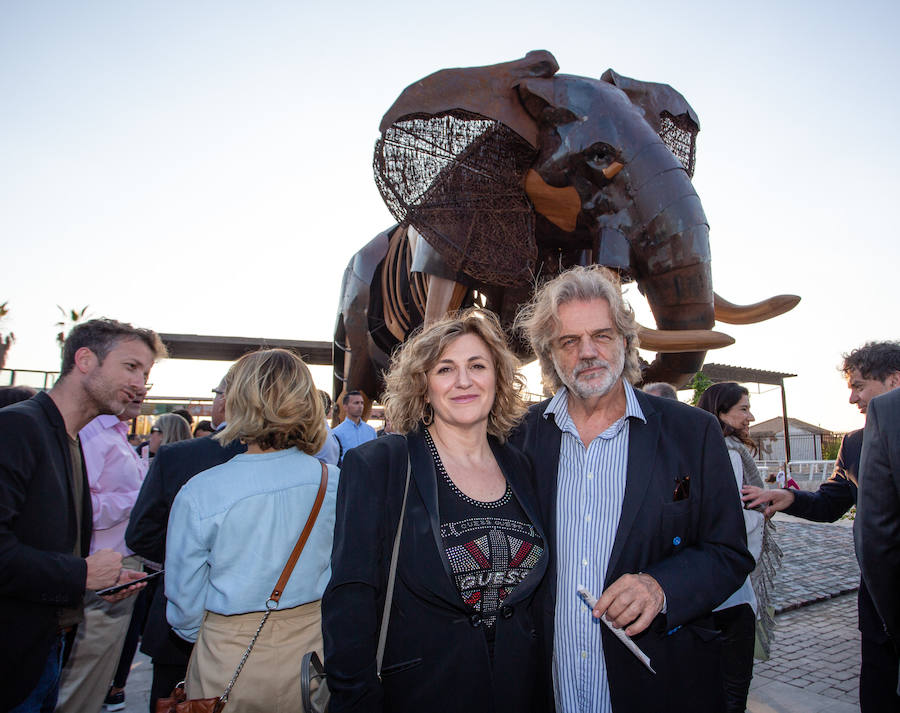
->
<box><xmin>769</xmin><ymin>519</ymin><xmax>859</xmax><ymax>612</ymax></box>
<box><xmin>753</xmin><ymin>594</ymin><xmax>860</xmax><ymax>706</ymax></box>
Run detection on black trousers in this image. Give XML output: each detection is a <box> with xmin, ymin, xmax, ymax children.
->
<box><xmin>149</xmin><ymin>661</ymin><xmax>189</xmax><ymax>713</ymax></box>
<box><xmin>712</xmin><ymin>603</ymin><xmax>756</xmax><ymax>713</ymax></box>
<box><xmin>860</xmin><ymin>634</ymin><xmax>900</xmax><ymax>712</ymax></box>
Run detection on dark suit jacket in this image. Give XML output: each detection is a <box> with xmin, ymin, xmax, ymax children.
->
<box><xmin>855</xmin><ymin>388</ymin><xmax>900</xmax><ymax>645</ymax></box>
<box><xmin>511</xmin><ymin>389</ymin><xmax>754</xmax><ymax>713</ymax></box>
<box><xmin>0</xmin><ymin>392</ymin><xmax>92</xmax><ymax>710</ymax></box>
<box><xmin>322</xmin><ymin>429</ymin><xmax>550</xmax><ymax>713</ymax></box>
<box><xmin>785</xmin><ymin>429</ymin><xmax>887</xmax><ymax>642</ymax></box>
<box><xmin>125</xmin><ymin>434</ymin><xmax>246</xmax><ymax>664</ymax></box>
<box><xmin>787</xmin><ymin>429</ymin><xmax>861</xmax><ymax>521</ymax></box>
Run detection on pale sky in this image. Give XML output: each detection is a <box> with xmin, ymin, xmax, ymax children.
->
<box><xmin>2</xmin><ymin>0</ymin><xmax>898</xmax><ymax>432</ymax></box>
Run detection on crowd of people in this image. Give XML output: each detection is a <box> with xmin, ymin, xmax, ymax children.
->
<box><xmin>1</xmin><ymin>265</ymin><xmax>899</xmax><ymax>713</ymax></box>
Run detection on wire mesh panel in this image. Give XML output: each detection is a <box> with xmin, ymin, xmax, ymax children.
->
<box><xmin>374</xmin><ymin>110</ymin><xmax>538</xmax><ymax>288</ymax></box>
<box><xmin>658</xmin><ymin>111</ymin><xmax>697</xmax><ymax>177</ymax></box>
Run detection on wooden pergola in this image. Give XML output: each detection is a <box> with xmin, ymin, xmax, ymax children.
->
<box><xmin>159</xmin><ymin>333</ymin><xmax>332</xmax><ymax>365</ymax></box>
<box><xmin>687</xmin><ymin>363</ymin><xmax>798</xmax><ymax>463</ymax></box>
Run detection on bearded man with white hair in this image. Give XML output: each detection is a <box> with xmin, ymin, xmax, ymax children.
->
<box><xmin>512</xmin><ymin>265</ymin><xmax>753</xmax><ymax>713</ymax></box>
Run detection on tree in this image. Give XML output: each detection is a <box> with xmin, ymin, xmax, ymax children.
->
<box><xmin>0</xmin><ymin>302</ymin><xmax>13</xmax><ymax>371</ymax></box>
<box><xmin>688</xmin><ymin>371</ymin><xmax>713</xmax><ymax>405</ymax></box>
<box><xmin>55</xmin><ymin>304</ymin><xmax>91</xmax><ymax>349</ymax></box>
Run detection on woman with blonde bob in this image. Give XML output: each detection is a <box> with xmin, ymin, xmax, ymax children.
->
<box><xmin>323</xmin><ymin>309</ymin><xmax>550</xmax><ymax>713</ymax></box>
<box><xmin>165</xmin><ymin>348</ymin><xmax>338</xmax><ymax>712</ymax></box>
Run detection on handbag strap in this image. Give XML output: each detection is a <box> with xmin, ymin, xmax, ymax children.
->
<box><xmin>376</xmin><ymin>455</ymin><xmax>411</xmax><ymax>677</ymax></box>
<box><xmin>220</xmin><ymin>460</ymin><xmax>329</xmax><ymax>704</ymax></box>
<box><xmin>269</xmin><ymin>460</ymin><xmax>330</xmax><ymax>606</ymax></box>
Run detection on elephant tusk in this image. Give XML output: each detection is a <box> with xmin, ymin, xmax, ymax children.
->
<box><xmin>602</xmin><ymin>161</ymin><xmax>624</xmax><ymax>179</ymax></box>
<box><xmin>524</xmin><ymin>169</ymin><xmax>581</xmax><ymax>232</ymax></box>
<box><xmin>713</xmin><ymin>293</ymin><xmax>801</xmax><ymax>325</ymax></box>
<box><xmin>637</xmin><ymin>325</ymin><xmax>734</xmax><ymax>353</ymax></box>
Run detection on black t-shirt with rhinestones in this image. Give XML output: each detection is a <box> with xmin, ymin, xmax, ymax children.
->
<box><xmin>424</xmin><ymin>429</ymin><xmax>544</xmax><ymax>657</ymax></box>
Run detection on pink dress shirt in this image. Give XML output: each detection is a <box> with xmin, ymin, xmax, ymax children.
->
<box><xmin>79</xmin><ymin>414</ymin><xmax>148</xmax><ymax>555</ymax></box>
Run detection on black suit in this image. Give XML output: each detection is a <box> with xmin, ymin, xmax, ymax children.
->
<box><xmin>124</xmin><ymin>434</ymin><xmax>245</xmax><ymax>709</ymax></box>
<box><xmin>512</xmin><ymin>389</ymin><xmax>753</xmax><ymax>713</ymax></box>
<box><xmin>323</xmin><ymin>429</ymin><xmax>550</xmax><ymax>713</ymax></box>
<box><xmin>787</xmin><ymin>428</ymin><xmax>898</xmax><ymax>710</ymax></box>
<box><xmin>856</xmin><ymin>389</ymin><xmax>900</xmax><ymax>709</ymax></box>
<box><xmin>0</xmin><ymin>392</ymin><xmax>92</xmax><ymax>711</ymax></box>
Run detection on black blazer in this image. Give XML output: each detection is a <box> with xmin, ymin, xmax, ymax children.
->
<box><xmin>785</xmin><ymin>429</ymin><xmax>887</xmax><ymax>642</ymax></box>
<box><xmin>125</xmin><ymin>434</ymin><xmax>246</xmax><ymax>664</ymax></box>
<box><xmin>787</xmin><ymin>429</ymin><xmax>861</xmax><ymax>522</ymax></box>
<box><xmin>0</xmin><ymin>392</ymin><xmax>92</xmax><ymax>710</ymax></box>
<box><xmin>856</xmin><ymin>388</ymin><xmax>900</xmax><ymax>645</ymax></box>
<box><xmin>322</xmin><ymin>428</ymin><xmax>549</xmax><ymax>713</ymax></box>
<box><xmin>511</xmin><ymin>390</ymin><xmax>754</xmax><ymax>713</ymax></box>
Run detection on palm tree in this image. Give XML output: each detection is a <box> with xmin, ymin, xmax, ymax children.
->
<box><xmin>55</xmin><ymin>304</ymin><xmax>91</xmax><ymax>349</ymax></box>
<box><xmin>0</xmin><ymin>302</ymin><xmax>13</xmax><ymax>371</ymax></box>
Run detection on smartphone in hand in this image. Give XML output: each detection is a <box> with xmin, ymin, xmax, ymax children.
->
<box><xmin>96</xmin><ymin>569</ymin><xmax>164</xmax><ymax>596</ymax></box>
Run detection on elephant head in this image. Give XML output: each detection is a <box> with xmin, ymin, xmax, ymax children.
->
<box><xmin>374</xmin><ymin>51</ymin><xmax>799</xmax><ymax>388</ymax></box>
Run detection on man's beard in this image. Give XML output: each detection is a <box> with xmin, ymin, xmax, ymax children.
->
<box><xmin>553</xmin><ymin>349</ymin><xmax>625</xmax><ymax>400</ymax></box>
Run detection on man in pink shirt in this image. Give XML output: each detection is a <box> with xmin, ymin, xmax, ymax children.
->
<box><xmin>56</xmin><ymin>386</ymin><xmax>150</xmax><ymax>713</ymax></box>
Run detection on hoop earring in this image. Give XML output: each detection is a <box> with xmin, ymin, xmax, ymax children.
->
<box><xmin>422</xmin><ymin>403</ymin><xmax>434</xmax><ymax>427</ymax></box>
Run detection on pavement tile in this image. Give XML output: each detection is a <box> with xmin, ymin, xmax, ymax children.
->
<box><xmin>770</xmin><ymin>519</ymin><xmax>859</xmax><ymax>613</ymax></box>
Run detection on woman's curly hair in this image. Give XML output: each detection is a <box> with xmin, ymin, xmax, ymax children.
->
<box><xmin>216</xmin><ymin>348</ymin><xmax>326</xmax><ymax>454</ymax></box>
<box><xmin>382</xmin><ymin>308</ymin><xmax>527</xmax><ymax>442</ymax></box>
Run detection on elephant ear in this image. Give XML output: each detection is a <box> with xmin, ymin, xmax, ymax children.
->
<box><xmin>380</xmin><ymin>50</ymin><xmax>559</xmax><ymax>148</ymax></box>
<box><xmin>374</xmin><ymin>52</ymin><xmax>560</xmax><ymax>288</ymax></box>
<box><xmin>601</xmin><ymin>69</ymin><xmax>700</xmax><ymax>176</ymax></box>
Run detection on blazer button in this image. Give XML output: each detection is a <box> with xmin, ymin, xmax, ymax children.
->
<box><xmin>501</xmin><ymin>605</ymin><xmax>514</xmax><ymax>619</ymax></box>
<box><xmin>469</xmin><ymin>613</ymin><xmax>482</xmax><ymax>628</ymax></box>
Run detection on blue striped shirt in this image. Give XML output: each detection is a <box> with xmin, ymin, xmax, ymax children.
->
<box><xmin>546</xmin><ymin>382</ymin><xmax>646</xmax><ymax>713</ymax></box>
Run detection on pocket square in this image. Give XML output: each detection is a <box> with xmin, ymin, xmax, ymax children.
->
<box><xmin>673</xmin><ymin>476</ymin><xmax>691</xmax><ymax>502</ymax></box>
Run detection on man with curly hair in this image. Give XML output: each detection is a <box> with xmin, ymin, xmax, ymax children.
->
<box><xmin>744</xmin><ymin>340</ymin><xmax>900</xmax><ymax>711</ymax></box>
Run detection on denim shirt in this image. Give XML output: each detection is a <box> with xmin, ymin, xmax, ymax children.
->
<box><xmin>165</xmin><ymin>448</ymin><xmax>339</xmax><ymax>641</ymax></box>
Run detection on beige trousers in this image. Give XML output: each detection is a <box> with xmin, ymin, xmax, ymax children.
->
<box><xmin>56</xmin><ymin>555</ymin><xmax>141</xmax><ymax>713</ymax></box>
<box><xmin>185</xmin><ymin>600</ymin><xmax>323</xmax><ymax>713</ymax></box>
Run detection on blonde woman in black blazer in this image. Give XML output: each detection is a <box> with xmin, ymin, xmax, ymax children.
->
<box><xmin>323</xmin><ymin>310</ymin><xmax>549</xmax><ymax>713</ymax></box>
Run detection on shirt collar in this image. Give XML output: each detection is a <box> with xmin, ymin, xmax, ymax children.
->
<box><xmin>543</xmin><ymin>380</ymin><xmax>647</xmax><ymax>428</ymax></box>
<box><xmin>95</xmin><ymin>413</ymin><xmax>124</xmax><ymax>430</ymax></box>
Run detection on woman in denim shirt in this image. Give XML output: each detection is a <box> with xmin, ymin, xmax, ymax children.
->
<box><xmin>165</xmin><ymin>348</ymin><xmax>338</xmax><ymax>712</ymax></box>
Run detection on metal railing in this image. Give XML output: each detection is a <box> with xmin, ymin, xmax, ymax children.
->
<box><xmin>756</xmin><ymin>459</ymin><xmax>837</xmax><ymax>481</ymax></box>
<box><xmin>1</xmin><ymin>368</ymin><xmax>58</xmax><ymax>390</ymax></box>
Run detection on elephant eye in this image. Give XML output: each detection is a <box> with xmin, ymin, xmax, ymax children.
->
<box><xmin>584</xmin><ymin>143</ymin><xmax>615</xmax><ymax>163</ymax></box>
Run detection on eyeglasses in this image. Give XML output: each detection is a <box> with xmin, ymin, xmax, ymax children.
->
<box><xmin>212</xmin><ymin>388</ymin><xmax>225</xmax><ymax>396</ymax></box>
<box><xmin>150</xmin><ymin>427</ymin><xmax>162</xmax><ymax>434</ymax></box>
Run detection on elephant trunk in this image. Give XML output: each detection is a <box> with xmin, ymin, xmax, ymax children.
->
<box><xmin>625</xmin><ymin>143</ymin><xmax>716</xmax><ymax>387</ymax></box>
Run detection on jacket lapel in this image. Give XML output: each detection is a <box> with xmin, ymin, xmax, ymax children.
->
<box><xmin>533</xmin><ymin>403</ymin><xmax>562</xmax><ymax>544</ymax></box>
<box><xmin>37</xmin><ymin>392</ymin><xmax>87</xmax><ymax>550</ymax></box>
<box><xmin>491</xmin><ymin>440</ymin><xmax>549</xmax><ymax>605</ymax></box>
<box><xmin>605</xmin><ymin>391</ymin><xmax>659</xmax><ymax>584</ymax></box>
<box><xmin>405</xmin><ymin>429</ymin><xmax>455</xmax><ymax>584</ymax></box>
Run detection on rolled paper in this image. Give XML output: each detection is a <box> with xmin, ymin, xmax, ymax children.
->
<box><xmin>577</xmin><ymin>585</ymin><xmax>656</xmax><ymax>674</ymax></box>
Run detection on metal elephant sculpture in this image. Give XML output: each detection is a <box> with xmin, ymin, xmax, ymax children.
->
<box><xmin>332</xmin><ymin>50</ymin><xmax>798</xmax><ymax>408</ymax></box>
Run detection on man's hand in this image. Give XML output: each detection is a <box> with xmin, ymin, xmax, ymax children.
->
<box><xmin>593</xmin><ymin>573</ymin><xmax>664</xmax><ymax>636</ymax></box>
<box><xmin>742</xmin><ymin>485</ymin><xmax>795</xmax><ymax>518</ymax></box>
<box><xmin>85</xmin><ymin>548</ymin><xmax>123</xmax><ymax>591</ymax></box>
<box><xmin>98</xmin><ymin>569</ymin><xmax>147</xmax><ymax>603</ymax></box>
